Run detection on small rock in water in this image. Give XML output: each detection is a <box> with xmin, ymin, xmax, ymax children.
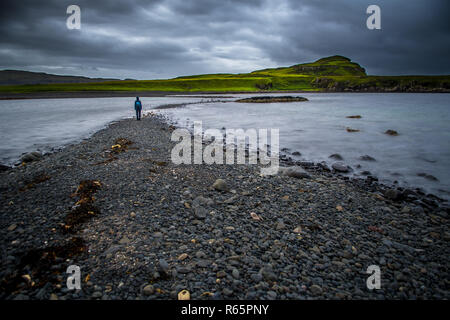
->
<box><xmin>329</xmin><ymin>154</ymin><xmax>343</xmax><ymax>160</ymax></box>
<box><xmin>385</xmin><ymin>129</ymin><xmax>399</xmax><ymax>136</ymax></box>
<box><xmin>213</xmin><ymin>179</ymin><xmax>229</xmax><ymax>192</ymax></box>
<box><xmin>360</xmin><ymin>155</ymin><xmax>376</xmax><ymax>161</ymax></box>
<box><xmin>417</xmin><ymin>173</ymin><xmax>438</xmax><ymax>181</ymax></box>
<box><xmin>346</xmin><ymin>115</ymin><xmax>362</xmax><ymax>119</ymax></box>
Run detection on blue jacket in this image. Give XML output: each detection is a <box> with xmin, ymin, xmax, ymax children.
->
<box><xmin>135</xmin><ymin>100</ymin><xmax>142</xmax><ymax>110</ymax></box>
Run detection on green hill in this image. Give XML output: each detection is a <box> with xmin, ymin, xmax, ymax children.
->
<box><xmin>1</xmin><ymin>55</ymin><xmax>449</xmax><ymax>94</ymax></box>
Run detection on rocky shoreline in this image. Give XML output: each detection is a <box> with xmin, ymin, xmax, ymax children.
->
<box><xmin>0</xmin><ymin>114</ymin><xmax>448</xmax><ymax>300</ymax></box>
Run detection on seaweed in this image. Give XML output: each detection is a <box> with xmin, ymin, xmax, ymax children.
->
<box><xmin>63</xmin><ymin>180</ymin><xmax>102</xmax><ymax>233</ymax></box>
<box><xmin>0</xmin><ymin>237</ymin><xmax>87</xmax><ymax>297</ymax></box>
<box><xmin>19</xmin><ymin>173</ymin><xmax>51</xmax><ymax>191</ymax></box>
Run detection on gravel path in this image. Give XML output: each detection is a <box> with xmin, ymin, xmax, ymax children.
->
<box><xmin>1</xmin><ymin>113</ymin><xmax>448</xmax><ymax>300</ymax></box>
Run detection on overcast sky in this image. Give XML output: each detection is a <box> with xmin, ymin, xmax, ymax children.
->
<box><xmin>0</xmin><ymin>0</ymin><xmax>449</xmax><ymax>79</ymax></box>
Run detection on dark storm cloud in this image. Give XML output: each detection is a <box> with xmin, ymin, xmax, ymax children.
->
<box><xmin>0</xmin><ymin>0</ymin><xmax>449</xmax><ymax>79</ymax></box>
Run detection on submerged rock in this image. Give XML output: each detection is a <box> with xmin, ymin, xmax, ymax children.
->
<box><xmin>360</xmin><ymin>155</ymin><xmax>376</xmax><ymax>161</ymax></box>
<box><xmin>385</xmin><ymin>130</ymin><xmax>399</xmax><ymax>136</ymax></box>
<box><xmin>329</xmin><ymin>154</ymin><xmax>343</xmax><ymax>160</ymax></box>
<box><xmin>417</xmin><ymin>173</ymin><xmax>439</xmax><ymax>181</ymax></box>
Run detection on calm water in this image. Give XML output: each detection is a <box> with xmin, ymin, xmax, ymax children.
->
<box><xmin>0</xmin><ymin>96</ymin><xmax>202</xmax><ymax>165</ymax></box>
<box><xmin>0</xmin><ymin>93</ymin><xmax>449</xmax><ymax>200</ymax></box>
<box><xmin>159</xmin><ymin>93</ymin><xmax>450</xmax><ymax>200</ymax></box>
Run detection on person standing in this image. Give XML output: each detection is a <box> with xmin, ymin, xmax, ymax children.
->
<box><xmin>134</xmin><ymin>97</ymin><xmax>142</xmax><ymax>120</ymax></box>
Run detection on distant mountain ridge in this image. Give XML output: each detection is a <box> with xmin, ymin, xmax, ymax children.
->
<box><xmin>0</xmin><ymin>70</ymin><xmax>119</xmax><ymax>85</ymax></box>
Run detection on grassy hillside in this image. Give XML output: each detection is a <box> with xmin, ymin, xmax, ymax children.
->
<box><xmin>1</xmin><ymin>56</ymin><xmax>449</xmax><ymax>94</ymax></box>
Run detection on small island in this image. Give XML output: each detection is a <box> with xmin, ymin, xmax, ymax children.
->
<box><xmin>236</xmin><ymin>96</ymin><xmax>308</xmax><ymax>103</ymax></box>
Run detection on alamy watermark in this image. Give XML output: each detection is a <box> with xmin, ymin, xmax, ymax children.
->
<box><xmin>366</xmin><ymin>5</ymin><xmax>381</xmax><ymax>30</ymax></box>
<box><xmin>66</xmin><ymin>265</ymin><xmax>81</xmax><ymax>290</ymax></box>
<box><xmin>366</xmin><ymin>265</ymin><xmax>381</xmax><ymax>289</ymax></box>
<box><xmin>66</xmin><ymin>5</ymin><xmax>81</xmax><ymax>30</ymax></box>
<box><xmin>170</xmin><ymin>121</ymin><xmax>279</xmax><ymax>175</ymax></box>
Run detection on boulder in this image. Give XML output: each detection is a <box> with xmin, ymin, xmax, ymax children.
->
<box><xmin>21</xmin><ymin>151</ymin><xmax>42</xmax><ymax>163</ymax></box>
<box><xmin>384</xmin><ymin>189</ymin><xmax>400</xmax><ymax>201</ymax></box>
<box><xmin>332</xmin><ymin>162</ymin><xmax>350</xmax><ymax>173</ymax></box>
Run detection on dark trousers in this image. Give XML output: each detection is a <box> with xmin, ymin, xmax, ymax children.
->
<box><xmin>136</xmin><ymin>109</ymin><xmax>141</xmax><ymax>120</ymax></box>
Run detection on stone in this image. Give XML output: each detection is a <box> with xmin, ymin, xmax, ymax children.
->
<box><xmin>310</xmin><ymin>284</ymin><xmax>323</xmax><ymax>295</ymax></box>
<box><xmin>213</xmin><ymin>179</ymin><xmax>229</xmax><ymax>191</ymax></box>
<box><xmin>267</xmin><ymin>291</ymin><xmax>277</xmax><ymax>299</ymax></box>
<box><xmin>232</xmin><ymin>269</ymin><xmax>240</xmax><ymax>279</ymax></box>
<box><xmin>384</xmin><ymin>189</ymin><xmax>400</xmax><ymax>200</ymax></box>
<box><xmin>332</xmin><ymin>162</ymin><xmax>350</xmax><ymax>173</ymax></box>
<box><xmin>276</xmin><ymin>221</ymin><xmax>286</xmax><ymax>230</ymax></box>
<box><xmin>178</xmin><ymin>290</ymin><xmax>190</xmax><ymax>300</ymax></box>
<box><xmin>158</xmin><ymin>258</ymin><xmax>169</xmax><ymax>273</ymax></box>
<box><xmin>7</xmin><ymin>224</ymin><xmax>17</xmax><ymax>231</ymax></box>
<box><xmin>143</xmin><ymin>284</ymin><xmax>154</xmax><ymax>296</ymax></box>
<box><xmin>216</xmin><ymin>271</ymin><xmax>226</xmax><ymax>278</ymax></box>
<box><xmin>280</xmin><ymin>166</ymin><xmax>311</xmax><ymax>179</ymax></box>
<box><xmin>21</xmin><ymin>151</ymin><xmax>43</xmax><ymax>163</ymax></box>
<box><xmin>385</xmin><ymin>130</ymin><xmax>399</xmax><ymax>136</ymax></box>
<box><xmin>178</xmin><ymin>253</ymin><xmax>188</xmax><ymax>261</ymax></box>
<box><xmin>194</xmin><ymin>206</ymin><xmax>208</xmax><ymax>219</ymax></box>
<box><xmin>192</xmin><ymin>196</ymin><xmax>214</xmax><ymax>207</ymax></box>
<box><xmin>329</xmin><ymin>154</ymin><xmax>343</xmax><ymax>160</ymax></box>
<box><xmin>360</xmin><ymin>155</ymin><xmax>376</xmax><ymax>161</ymax></box>
<box><xmin>223</xmin><ymin>288</ymin><xmax>233</xmax><ymax>296</ymax></box>
<box><xmin>119</xmin><ymin>236</ymin><xmax>131</xmax><ymax>244</ymax></box>
<box><xmin>293</xmin><ymin>226</ymin><xmax>302</xmax><ymax>233</ymax></box>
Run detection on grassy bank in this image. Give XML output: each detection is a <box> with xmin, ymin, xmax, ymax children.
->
<box><xmin>1</xmin><ymin>56</ymin><xmax>449</xmax><ymax>94</ymax></box>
